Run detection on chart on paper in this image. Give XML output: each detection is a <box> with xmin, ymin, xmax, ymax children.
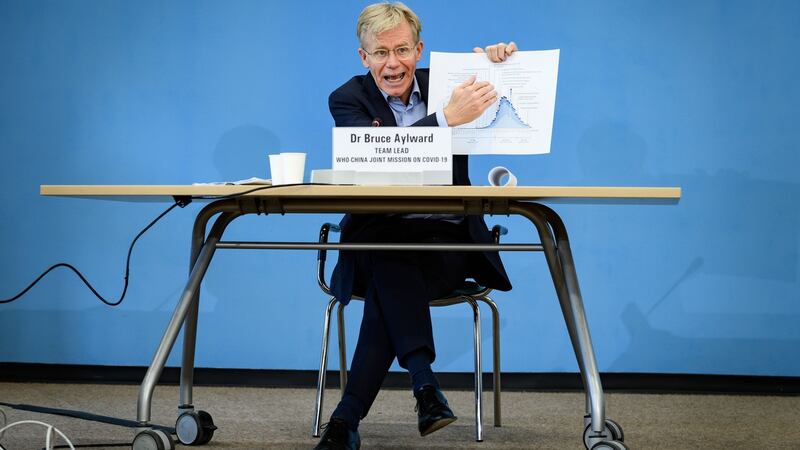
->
<box><xmin>428</xmin><ymin>49</ymin><xmax>560</xmax><ymax>155</ymax></box>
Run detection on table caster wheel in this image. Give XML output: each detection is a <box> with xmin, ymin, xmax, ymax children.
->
<box><xmin>583</xmin><ymin>419</ymin><xmax>625</xmax><ymax>449</ymax></box>
<box><xmin>591</xmin><ymin>440</ymin><xmax>629</xmax><ymax>450</ymax></box>
<box><xmin>176</xmin><ymin>410</ymin><xmax>217</xmax><ymax>445</ymax></box>
<box><xmin>604</xmin><ymin>419</ymin><xmax>624</xmax><ymax>442</ymax></box>
<box><xmin>132</xmin><ymin>429</ymin><xmax>175</xmax><ymax>450</ymax></box>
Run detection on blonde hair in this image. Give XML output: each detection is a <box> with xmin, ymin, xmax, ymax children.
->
<box><xmin>356</xmin><ymin>2</ymin><xmax>422</xmax><ymax>48</ymax></box>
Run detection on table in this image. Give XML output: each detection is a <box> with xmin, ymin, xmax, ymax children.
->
<box><xmin>41</xmin><ymin>184</ymin><xmax>681</xmax><ymax>449</ymax></box>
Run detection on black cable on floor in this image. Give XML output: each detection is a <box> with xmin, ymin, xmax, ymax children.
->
<box><xmin>47</xmin><ymin>444</ymin><xmax>130</xmax><ymax>449</ymax></box>
<box><xmin>0</xmin><ymin>401</ymin><xmax>174</xmax><ymax>434</ymax></box>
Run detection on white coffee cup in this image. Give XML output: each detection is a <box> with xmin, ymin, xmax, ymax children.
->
<box><xmin>268</xmin><ymin>154</ymin><xmax>284</xmax><ymax>185</ymax></box>
<box><xmin>280</xmin><ymin>152</ymin><xmax>306</xmax><ymax>184</ymax></box>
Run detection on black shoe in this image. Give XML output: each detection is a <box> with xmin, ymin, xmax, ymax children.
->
<box><xmin>314</xmin><ymin>418</ymin><xmax>361</xmax><ymax>450</ymax></box>
<box><xmin>414</xmin><ymin>385</ymin><xmax>457</xmax><ymax>436</ymax></box>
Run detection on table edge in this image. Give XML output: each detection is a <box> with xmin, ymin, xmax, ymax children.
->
<box><xmin>40</xmin><ymin>185</ymin><xmax>682</xmax><ymax>200</ymax></box>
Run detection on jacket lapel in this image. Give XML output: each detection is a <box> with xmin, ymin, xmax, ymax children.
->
<box><xmin>416</xmin><ymin>69</ymin><xmax>430</xmax><ymax>105</ymax></box>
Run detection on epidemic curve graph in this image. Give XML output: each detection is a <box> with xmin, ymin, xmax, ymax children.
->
<box><xmin>480</xmin><ymin>95</ymin><xmax>530</xmax><ymax>129</ymax></box>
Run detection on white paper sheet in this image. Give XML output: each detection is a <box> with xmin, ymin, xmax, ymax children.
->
<box><xmin>192</xmin><ymin>177</ymin><xmax>271</xmax><ymax>186</ymax></box>
<box><xmin>428</xmin><ymin>49</ymin><xmax>560</xmax><ymax>155</ymax></box>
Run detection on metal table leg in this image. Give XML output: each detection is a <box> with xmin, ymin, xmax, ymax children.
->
<box><xmin>511</xmin><ymin>203</ymin><xmax>607</xmax><ymax>438</ymax></box>
<box><xmin>136</xmin><ymin>209</ymin><xmax>240</xmax><ymax>425</ymax></box>
<box><xmin>176</xmin><ymin>200</ymin><xmax>242</xmax><ymax>412</ymax></box>
<box><xmin>537</xmin><ymin>204</ymin><xmax>607</xmax><ymax>428</ymax></box>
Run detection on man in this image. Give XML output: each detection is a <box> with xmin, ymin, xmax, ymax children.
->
<box><xmin>316</xmin><ymin>3</ymin><xmax>516</xmax><ymax>449</ymax></box>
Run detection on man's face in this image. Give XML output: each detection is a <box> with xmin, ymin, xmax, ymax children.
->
<box><xmin>358</xmin><ymin>20</ymin><xmax>423</xmax><ymax>103</ymax></box>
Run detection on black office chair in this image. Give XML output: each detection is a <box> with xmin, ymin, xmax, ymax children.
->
<box><xmin>311</xmin><ymin>223</ymin><xmax>506</xmax><ymax>442</ymax></box>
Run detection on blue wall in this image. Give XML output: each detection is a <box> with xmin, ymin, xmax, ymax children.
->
<box><xmin>1</xmin><ymin>0</ymin><xmax>798</xmax><ymax>376</ymax></box>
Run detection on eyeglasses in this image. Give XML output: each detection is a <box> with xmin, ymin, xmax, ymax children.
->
<box><xmin>364</xmin><ymin>45</ymin><xmax>415</xmax><ymax>62</ymax></box>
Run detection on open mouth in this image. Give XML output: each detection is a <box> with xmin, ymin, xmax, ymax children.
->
<box><xmin>383</xmin><ymin>72</ymin><xmax>406</xmax><ymax>84</ymax></box>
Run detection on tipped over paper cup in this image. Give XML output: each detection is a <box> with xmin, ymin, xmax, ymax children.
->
<box><xmin>488</xmin><ymin>166</ymin><xmax>517</xmax><ymax>187</ymax></box>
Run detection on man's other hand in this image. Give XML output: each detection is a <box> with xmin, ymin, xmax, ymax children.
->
<box><xmin>443</xmin><ymin>74</ymin><xmax>497</xmax><ymax>127</ymax></box>
<box><xmin>473</xmin><ymin>41</ymin><xmax>518</xmax><ymax>62</ymax></box>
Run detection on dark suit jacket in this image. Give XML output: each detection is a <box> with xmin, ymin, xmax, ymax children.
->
<box><xmin>328</xmin><ymin>68</ymin><xmax>512</xmax><ymax>304</ymax></box>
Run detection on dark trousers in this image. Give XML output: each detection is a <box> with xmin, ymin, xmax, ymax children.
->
<box><xmin>342</xmin><ymin>219</ymin><xmax>472</xmax><ymax>419</ymax></box>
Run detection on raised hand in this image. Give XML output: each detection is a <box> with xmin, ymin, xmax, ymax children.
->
<box><xmin>472</xmin><ymin>41</ymin><xmax>518</xmax><ymax>62</ymax></box>
<box><xmin>443</xmin><ymin>74</ymin><xmax>497</xmax><ymax>126</ymax></box>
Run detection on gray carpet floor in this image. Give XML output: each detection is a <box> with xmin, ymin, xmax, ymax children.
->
<box><xmin>1</xmin><ymin>382</ymin><xmax>798</xmax><ymax>449</ymax></box>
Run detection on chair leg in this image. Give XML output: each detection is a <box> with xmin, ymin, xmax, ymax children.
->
<box><xmin>466</xmin><ymin>297</ymin><xmax>483</xmax><ymax>442</ymax></box>
<box><xmin>313</xmin><ymin>297</ymin><xmax>338</xmax><ymax>437</ymax></box>
<box><xmin>337</xmin><ymin>301</ymin><xmax>348</xmax><ymax>395</ymax></box>
<box><xmin>478</xmin><ymin>295</ymin><xmax>501</xmax><ymax>427</ymax></box>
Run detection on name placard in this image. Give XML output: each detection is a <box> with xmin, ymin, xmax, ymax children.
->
<box><xmin>332</xmin><ymin>127</ymin><xmax>452</xmax><ymax>184</ymax></box>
